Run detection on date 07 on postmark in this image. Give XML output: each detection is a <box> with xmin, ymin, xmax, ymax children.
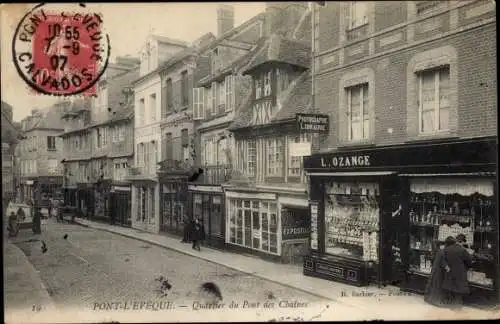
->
<box><xmin>12</xmin><ymin>3</ymin><xmax>110</xmax><ymax>96</ymax></box>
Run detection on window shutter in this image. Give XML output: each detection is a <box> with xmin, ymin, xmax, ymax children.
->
<box><xmin>225</xmin><ymin>75</ymin><xmax>233</xmax><ymax>112</ymax></box>
<box><xmin>192</xmin><ymin>88</ymin><xmax>199</xmax><ymax>120</ymax></box>
<box><xmin>199</xmin><ymin>87</ymin><xmax>205</xmax><ymax>119</ymax></box>
<box><xmin>211</xmin><ymin>82</ymin><xmax>217</xmax><ymax>115</ymax></box>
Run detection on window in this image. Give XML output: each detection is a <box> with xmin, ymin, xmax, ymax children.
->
<box><xmin>288</xmin><ymin>134</ymin><xmax>312</xmax><ymax>177</ymax></box>
<box><xmin>48</xmin><ymin>159</ymin><xmax>58</xmax><ymax>174</ymax></box>
<box><xmin>267</xmin><ymin>138</ymin><xmax>284</xmax><ymax>177</ymax></box>
<box><xmin>263</xmin><ymin>71</ymin><xmax>272</xmax><ymax>97</ymax></box>
<box><xmin>193</xmin><ymin>87</ymin><xmax>205</xmax><ymax>120</ymax></box>
<box><xmin>166</xmin><ymin>79</ymin><xmax>173</xmax><ymax>111</ymax></box>
<box><xmin>47</xmin><ymin>136</ymin><xmax>56</xmax><ymax>151</ymax></box>
<box><xmin>206</xmin><ymin>85</ymin><xmax>213</xmax><ymax>117</ymax></box>
<box><xmin>181</xmin><ymin>128</ymin><xmax>189</xmax><ymax>147</ymax></box>
<box><xmin>227</xmin><ymin>199</ymin><xmax>279</xmax><ymax>254</ymax></box>
<box><xmin>246</xmin><ymin>140</ymin><xmax>257</xmax><ymax>176</ymax></box>
<box><xmin>181</xmin><ymin>71</ymin><xmax>189</xmax><ymax>106</ymax></box>
<box><xmin>183</xmin><ymin>146</ymin><xmax>190</xmax><ymax>162</ymax></box>
<box><xmin>119</xmin><ymin>127</ymin><xmax>125</xmax><ymax>141</ymax></box>
<box><xmin>418</xmin><ymin>67</ymin><xmax>450</xmax><ymax>134</ymax></box>
<box><xmin>203</xmin><ymin>138</ymin><xmax>216</xmax><ymax>166</ymax></box>
<box><xmin>325</xmin><ymin>181</ymin><xmax>380</xmax><ymax>261</ymax></box>
<box><xmin>225</xmin><ymin>75</ymin><xmax>234</xmax><ymax>112</ymax></box>
<box><xmin>211</xmin><ymin>83</ymin><xmax>217</xmax><ymax>115</ymax></box>
<box><xmin>96</xmin><ymin>129</ymin><xmax>102</xmax><ymax>148</ymax></box>
<box><xmin>276</xmin><ymin>68</ymin><xmax>289</xmax><ymax>97</ymax></box>
<box><xmin>150</xmin><ymin>93</ymin><xmax>157</xmax><ymax>122</ymax></box>
<box><xmin>218</xmin><ymin>80</ymin><xmax>226</xmax><ymax>113</ymax></box>
<box><xmin>349</xmin><ymin>1</ymin><xmax>368</xmax><ymax>29</ymax></box>
<box><xmin>255</xmin><ymin>77</ymin><xmax>262</xmax><ymax>99</ymax></box>
<box><xmin>164</xmin><ymin>133</ymin><xmax>173</xmax><ymax>160</ymax></box>
<box><xmin>346</xmin><ymin>83</ymin><xmax>370</xmax><ymax>141</ymax></box>
<box><xmin>416</xmin><ymin>1</ymin><xmax>440</xmax><ymax>15</ymax></box>
<box><xmin>218</xmin><ymin>138</ymin><xmax>227</xmax><ymax>165</ymax></box>
<box><xmin>139</xmin><ymin>98</ymin><xmax>145</xmax><ymax>126</ymax></box>
<box><xmin>102</xmin><ymin>127</ymin><xmax>108</xmax><ymax>146</ymax></box>
<box><xmin>112</xmin><ymin>127</ymin><xmax>117</xmax><ymax>142</ymax></box>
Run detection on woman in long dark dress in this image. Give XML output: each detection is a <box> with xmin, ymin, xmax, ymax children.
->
<box><xmin>424</xmin><ymin>237</ymin><xmax>455</xmax><ymax>306</ymax></box>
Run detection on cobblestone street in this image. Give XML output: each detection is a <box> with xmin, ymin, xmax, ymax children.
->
<box><xmin>9</xmin><ymin>220</ymin><xmax>326</xmax><ymax>315</ymax></box>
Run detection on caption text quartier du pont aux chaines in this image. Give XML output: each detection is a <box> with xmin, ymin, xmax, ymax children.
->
<box><xmin>92</xmin><ymin>299</ymin><xmax>309</xmax><ymax>311</ymax></box>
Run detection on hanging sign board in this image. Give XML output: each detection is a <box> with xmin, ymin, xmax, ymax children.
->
<box><xmin>296</xmin><ymin>114</ymin><xmax>329</xmax><ymax>133</ymax></box>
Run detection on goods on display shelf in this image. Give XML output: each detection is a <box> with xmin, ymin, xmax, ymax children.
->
<box><xmin>468</xmin><ymin>270</ymin><xmax>494</xmax><ymax>287</ymax></box>
<box><xmin>438</xmin><ymin>223</ymin><xmax>473</xmax><ymax>244</ymax></box>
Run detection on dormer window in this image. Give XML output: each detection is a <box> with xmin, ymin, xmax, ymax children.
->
<box><xmin>264</xmin><ymin>71</ymin><xmax>272</xmax><ymax>97</ymax></box>
<box><xmin>255</xmin><ymin>77</ymin><xmax>262</xmax><ymax>99</ymax></box>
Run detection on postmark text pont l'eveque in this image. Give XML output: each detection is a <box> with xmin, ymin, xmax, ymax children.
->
<box><xmin>12</xmin><ymin>3</ymin><xmax>110</xmax><ymax>96</ymax></box>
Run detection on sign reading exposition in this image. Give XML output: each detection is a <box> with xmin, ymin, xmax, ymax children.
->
<box><xmin>296</xmin><ymin>114</ymin><xmax>329</xmax><ymax>133</ymax></box>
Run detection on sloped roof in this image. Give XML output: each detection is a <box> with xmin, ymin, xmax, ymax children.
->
<box><xmin>108</xmin><ymin>67</ymin><xmax>139</xmax><ymax>117</ymax></box>
<box><xmin>151</xmin><ymin>35</ymin><xmax>189</xmax><ymax>47</ymax></box>
<box><xmin>242</xmin><ymin>34</ymin><xmax>311</xmax><ymax>75</ymax></box>
<box><xmin>197</xmin><ymin>37</ymin><xmax>267</xmax><ymax>87</ymax></box>
<box><xmin>31</xmin><ymin>103</ymin><xmax>65</xmax><ymax>130</ymax></box>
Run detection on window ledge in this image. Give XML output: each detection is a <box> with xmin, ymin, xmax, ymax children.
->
<box><xmin>337</xmin><ymin>139</ymin><xmax>375</xmax><ymax>150</ymax></box>
<box><xmin>405</xmin><ymin>132</ymin><xmax>459</xmax><ymax>144</ymax></box>
<box><xmin>346</xmin><ymin>22</ymin><xmax>369</xmax><ymax>33</ymax></box>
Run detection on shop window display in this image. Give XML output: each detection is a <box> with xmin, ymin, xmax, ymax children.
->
<box><xmin>324</xmin><ymin>182</ymin><xmax>380</xmax><ymax>261</ymax></box>
<box><xmin>408</xmin><ymin>178</ymin><xmax>495</xmax><ymax>289</ymax></box>
<box><xmin>228</xmin><ymin>199</ymin><xmax>279</xmax><ymax>254</ymax></box>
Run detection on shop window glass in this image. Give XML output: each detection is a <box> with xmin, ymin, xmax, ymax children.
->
<box><xmin>408</xmin><ymin>178</ymin><xmax>495</xmax><ymax>288</ymax></box>
<box><xmin>203</xmin><ymin>195</ymin><xmax>210</xmax><ymax>235</ymax></box>
<box><xmin>227</xmin><ymin>199</ymin><xmax>279</xmax><ymax>254</ymax></box>
<box><xmin>211</xmin><ymin>195</ymin><xmax>222</xmax><ymax>237</ymax></box>
<box><xmin>325</xmin><ymin>181</ymin><xmax>380</xmax><ymax>261</ymax></box>
<box><xmin>194</xmin><ymin>194</ymin><xmax>203</xmax><ymax>220</ymax></box>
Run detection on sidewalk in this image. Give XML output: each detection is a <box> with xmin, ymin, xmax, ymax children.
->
<box><xmin>4</xmin><ymin>241</ymin><xmax>58</xmax><ymax>323</ymax></box>
<box><xmin>73</xmin><ymin>217</ymin><xmax>498</xmax><ymax>320</ymax></box>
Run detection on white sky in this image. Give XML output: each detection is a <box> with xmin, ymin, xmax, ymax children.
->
<box><xmin>1</xmin><ymin>2</ymin><xmax>266</xmax><ymax>122</ymax></box>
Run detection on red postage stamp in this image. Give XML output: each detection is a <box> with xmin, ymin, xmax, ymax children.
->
<box><xmin>12</xmin><ymin>3</ymin><xmax>110</xmax><ymax>96</ymax></box>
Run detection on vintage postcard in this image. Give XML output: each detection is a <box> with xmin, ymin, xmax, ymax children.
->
<box><xmin>2</xmin><ymin>1</ymin><xmax>498</xmax><ymax>323</ymax></box>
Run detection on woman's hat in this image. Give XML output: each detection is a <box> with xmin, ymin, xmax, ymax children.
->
<box><xmin>456</xmin><ymin>233</ymin><xmax>467</xmax><ymax>243</ymax></box>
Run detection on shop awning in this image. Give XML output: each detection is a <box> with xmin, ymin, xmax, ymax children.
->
<box><xmin>307</xmin><ymin>171</ymin><xmax>396</xmax><ymax>177</ymax></box>
<box><xmin>398</xmin><ymin>172</ymin><xmax>496</xmax><ymax>177</ymax></box>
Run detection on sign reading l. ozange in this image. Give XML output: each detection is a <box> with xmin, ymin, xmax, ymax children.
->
<box><xmin>296</xmin><ymin>114</ymin><xmax>329</xmax><ymax>133</ymax></box>
<box><xmin>11</xmin><ymin>3</ymin><xmax>110</xmax><ymax>96</ymax></box>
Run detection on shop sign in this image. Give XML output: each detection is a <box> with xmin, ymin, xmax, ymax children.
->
<box><xmin>282</xmin><ymin>207</ymin><xmax>310</xmax><ymax>240</ymax></box>
<box><xmin>296</xmin><ymin>114</ymin><xmax>329</xmax><ymax>133</ymax></box>
<box><xmin>320</xmin><ymin>154</ymin><xmax>371</xmax><ymax>168</ymax></box>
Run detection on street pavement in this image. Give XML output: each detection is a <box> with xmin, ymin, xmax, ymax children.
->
<box><xmin>5</xmin><ymin>218</ymin><xmax>499</xmax><ymax>322</ymax></box>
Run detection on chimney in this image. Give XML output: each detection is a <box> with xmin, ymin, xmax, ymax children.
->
<box><xmin>217</xmin><ymin>5</ymin><xmax>235</xmax><ymax>36</ymax></box>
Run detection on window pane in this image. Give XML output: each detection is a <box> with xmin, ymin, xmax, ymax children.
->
<box><xmin>244</xmin><ymin>200</ymin><xmax>250</xmax><ymax>208</ymax></box>
<box><xmin>421</xmin><ymin>108</ymin><xmax>435</xmax><ymax>133</ymax></box>
<box><xmin>439</xmin><ymin>107</ymin><xmax>450</xmax><ymax>131</ymax></box>
<box><xmin>362</xmin><ymin>84</ymin><xmax>369</xmax><ymax>117</ymax></box>
<box><xmin>350</xmin><ymin>88</ymin><xmax>361</xmax><ymax>118</ymax></box>
<box><xmin>363</xmin><ymin>119</ymin><xmax>370</xmax><ymax>139</ymax></box>
<box><xmin>252</xmin><ymin>211</ymin><xmax>260</xmax><ymax>230</ymax></box>
<box><xmin>351</xmin><ymin>121</ymin><xmax>362</xmax><ymax>140</ymax></box>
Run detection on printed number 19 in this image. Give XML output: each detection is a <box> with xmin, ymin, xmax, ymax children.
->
<box><xmin>32</xmin><ymin>304</ymin><xmax>42</xmax><ymax>312</ymax></box>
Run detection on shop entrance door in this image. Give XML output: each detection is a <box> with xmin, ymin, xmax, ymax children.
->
<box><xmin>380</xmin><ymin>177</ymin><xmax>407</xmax><ymax>286</ymax></box>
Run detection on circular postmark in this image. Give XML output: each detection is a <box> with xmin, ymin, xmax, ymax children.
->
<box><xmin>12</xmin><ymin>3</ymin><xmax>110</xmax><ymax>96</ymax></box>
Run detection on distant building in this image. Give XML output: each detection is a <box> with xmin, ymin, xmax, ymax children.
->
<box><xmin>60</xmin><ymin>56</ymin><xmax>139</xmax><ymax>227</ymax></box>
<box><xmin>1</xmin><ymin>101</ymin><xmax>22</xmax><ymax>208</ymax></box>
<box><xmin>17</xmin><ymin>104</ymin><xmax>66</xmax><ymax>204</ymax></box>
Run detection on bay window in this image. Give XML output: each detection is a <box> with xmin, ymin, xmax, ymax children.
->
<box><xmin>418</xmin><ymin>67</ymin><xmax>450</xmax><ymax>134</ymax></box>
<box><xmin>266</xmin><ymin>138</ymin><xmax>284</xmax><ymax>177</ymax></box>
<box><xmin>228</xmin><ymin>199</ymin><xmax>279</xmax><ymax>254</ymax></box>
<box><xmin>218</xmin><ymin>80</ymin><xmax>226</xmax><ymax>114</ymax></box>
<box><xmin>288</xmin><ymin>134</ymin><xmax>312</xmax><ymax>178</ymax></box>
<box><xmin>225</xmin><ymin>75</ymin><xmax>234</xmax><ymax>112</ymax></box>
<box><xmin>346</xmin><ymin>83</ymin><xmax>370</xmax><ymax>141</ymax></box>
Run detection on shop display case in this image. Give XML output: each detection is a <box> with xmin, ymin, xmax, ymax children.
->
<box><xmin>404</xmin><ymin>187</ymin><xmax>497</xmax><ymax>297</ymax></box>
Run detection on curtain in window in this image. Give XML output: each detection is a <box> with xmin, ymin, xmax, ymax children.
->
<box><xmin>438</xmin><ymin>69</ymin><xmax>450</xmax><ymax>131</ymax></box>
<box><xmin>420</xmin><ymin>71</ymin><xmax>436</xmax><ymax>133</ymax></box>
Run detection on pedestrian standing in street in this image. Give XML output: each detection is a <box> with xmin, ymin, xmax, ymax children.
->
<box><xmin>48</xmin><ymin>198</ymin><xmax>53</xmax><ymax>219</ymax></box>
<box><xmin>191</xmin><ymin>217</ymin><xmax>203</xmax><ymax>251</ymax></box>
<box><xmin>424</xmin><ymin>237</ymin><xmax>454</xmax><ymax>307</ymax></box>
<box><xmin>441</xmin><ymin>233</ymin><xmax>473</xmax><ymax>307</ymax></box>
<box><xmin>181</xmin><ymin>216</ymin><xmax>193</xmax><ymax>243</ymax></box>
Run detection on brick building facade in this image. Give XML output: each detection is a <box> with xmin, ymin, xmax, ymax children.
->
<box><xmin>302</xmin><ymin>1</ymin><xmax>498</xmax><ymax>303</ymax></box>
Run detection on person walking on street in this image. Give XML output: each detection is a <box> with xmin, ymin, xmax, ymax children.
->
<box><xmin>424</xmin><ymin>237</ymin><xmax>454</xmax><ymax>307</ymax></box>
<box><xmin>182</xmin><ymin>216</ymin><xmax>194</xmax><ymax>243</ymax></box>
<box><xmin>441</xmin><ymin>233</ymin><xmax>473</xmax><ymax>307</ymax></box>
<box><xmin>191</xmin><ymin>217</ymin><xmax>203</xmax><ymax>251</ymax></box>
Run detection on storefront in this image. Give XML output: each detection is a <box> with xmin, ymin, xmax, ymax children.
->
<box><xmin>110</xmin><ymin>183</ymin><xmax>132</xmax><ymax>227</ymax></box>
<box><xmin>76</xmin><ymin>183</ymin><xmax>94</xmax><ymax>218</ymax></box>
<box><xmin>225</xmin><ymin>190</ymin><xmax>310</xmax><ymax>263</ymax></box>
<box><xmin>92</xmin><ymin>179</ymin><xmax>111</xmax><ymax>223</ymax></box>
<box><xmin>63</xmin><ymin>187</ymin><xmax>78</xmax><ymax>208</ymax></box>
<box><xmin>129</xmin><ymin>177</ymin><xmax>159</xmax><ymax>233</ymax></box>
<box><xmin>159</xmin><ymin>177</ymin><xmax>188</xmax><ymax>235</ymax></box>
<box><xmin>189</xmin><ymin>185</ymin><xmax>225</xmax><ymax>248</ymax></box>
<box><xmin>303</xmin><ymin>137</ymin><xmax>498</xmax><ymax>302</ymax></box>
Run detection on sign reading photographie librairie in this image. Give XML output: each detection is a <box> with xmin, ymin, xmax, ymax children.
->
<box><xmin>296</xmin><ymin>114</ymin><xmax>329</xmax><ymax>133</ymax></box>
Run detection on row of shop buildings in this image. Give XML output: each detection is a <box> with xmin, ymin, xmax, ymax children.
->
<box><xmin>58</xmin><ymin>1</ymin><xmax>498</xmax><ymax>304</ymax></box>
